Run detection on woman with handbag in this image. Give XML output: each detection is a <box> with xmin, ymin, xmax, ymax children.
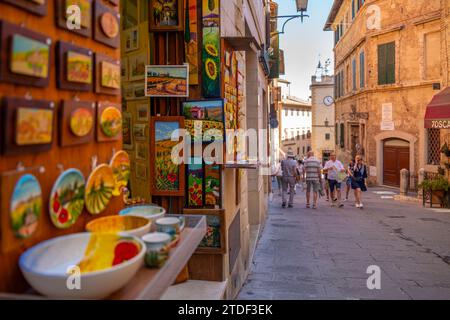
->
<box><xmin>349</xmin><ymin>155</ymin><xmax>368</xmax><ymax>209</ymax></box>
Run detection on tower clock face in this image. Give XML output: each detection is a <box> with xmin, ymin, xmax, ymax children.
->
<box><xmin>323</xmin><ymin>96</ymin><xmax>335</xmax><ymax>106</ymax></box>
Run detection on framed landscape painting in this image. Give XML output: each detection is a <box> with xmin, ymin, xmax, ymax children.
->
<box><xmin>145</xmin><ymin>65</ymin><xmax>189</xmax><ymax>97</ymax></box>
<box><xmin>57</xmin><ymin>41</ymin><xmax>93</xmax><ymax>92</ymax></box>
<box><xmin>95</xmin><ymin>53</ymin><xmax>121</xmax><ymax>95</ymax></box>
<box><xmin>2</xmin><ymin>97</ymin><xmax>54</xmax><ymax>155</ymax></box>
<box><xmin>150</xmin><ymin>117</ymin><xmax>185</xmax><ymax>196</ymax></box>
<box><xmin>182</xmin><ymin>99</ymin><xmax>224</xmax><ymax>143</ymax></box>
<box><xmin>149</xmin><ymin>0</ymin><xmax>184</xmax><ymax>32</ymax></box>
<box><xmin>0</xmin><ymin>21</ymin><xmax>52</xmax><ymax>87</ymax></box>
<box><xmin>183</xmin><ymin>209</ymin><xmax>226</xmax><ymax>254</ymax></box>
<box><xmin>56</xmin><ymin>0</ymin><xmax>93</xmax><ymax>37</ymax></box>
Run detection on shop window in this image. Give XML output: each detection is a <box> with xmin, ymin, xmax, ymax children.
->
<box><xmin>427</xmin><ymin>129</ymin><xmax>441</xmax><ymax>165</ymax></box>
<box><xmin>378</xmin><ymin>42</ymin><xmax>396</xmax><ymax>85</ymax></box>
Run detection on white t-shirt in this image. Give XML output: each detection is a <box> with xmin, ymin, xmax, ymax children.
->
<box><xmin>324</xmin><ymin>160</ymin><xmax>345</xmax><ymax>181</ymax></box>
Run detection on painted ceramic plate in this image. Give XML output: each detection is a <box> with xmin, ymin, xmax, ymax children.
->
<box><xmin>10</xmin><ymin>174</ymin><xmax>42</xmax><ymax>239</ymax></box>
<box><xmin>70</xmin><ymin>108</ymin><xmax>94</xmax><ymax>137</ymax></box>
<box><xmin>100</xmin><ymin>12</ymin><xmax>119</xmax><ymax>39</ymax></box>
<box><xmin>100</xmin><ymin>106</ymin><xmax>122</xmax><ymax>138</ymax></box>
<box><xmin>50</xmin><ymin>169</ymin><xmax>86</xmax><ymax>229</ymax></box>
<box><xmin>85</xmin><ymin>164</ymin><xmax>115</xmax><ymax>215</ymax></box>
<box><xmin>110</xmin><ymin>150</ymin><xmax>131</xmax><ymax>196</ymax></box>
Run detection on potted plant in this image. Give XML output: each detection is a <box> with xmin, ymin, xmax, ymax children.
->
<box><xmin>419</xmin><ymin>176</ymin><xmax>450</xmax><ymax>207</ymax></box>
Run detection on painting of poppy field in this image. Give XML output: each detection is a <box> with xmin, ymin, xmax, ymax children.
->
<box><xmin>154</xmin><ymin>121</ymin><xmax>180</xmax><ymax>192</ymax></box>
<box><xmin>187</xmin><ymin>158</ymin><xmax>203</xmax><ymax>207</ymax></box>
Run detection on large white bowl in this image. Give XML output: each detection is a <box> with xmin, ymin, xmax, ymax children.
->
<box><xmin>119</xmin><ymin>205</ymin><xmax>166</xmax><ymax>222</ymax></box>
<box><xmin>19</xmin><ymin>233</ymin><xmax>145</xmax><ymax>299</ymax></box>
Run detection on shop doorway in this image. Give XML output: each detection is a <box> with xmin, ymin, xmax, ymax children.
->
<box><xmin>383</xmin><ymin>139</ymin><xmax>410</xmax><ymax>187</ymax></box>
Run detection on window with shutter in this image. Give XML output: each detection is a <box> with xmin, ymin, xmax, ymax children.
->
<box><xmin>352</xmin><ymin>59</ymin><xmax>357</xmax><ymax>90</ymax></box>
<box><xmin>335</xmin><ymin>123</ymin><xmax>339</xmax><ymax>146</ymax></box>
<box><xmin>378</xmin><ymin>42</ymin><xmax>395</xmax><ymax>85</ymax></box>
<box><xmin>386</xmin><ymin>42</ymin><xmax>396</xmax><ymax>84</ymax></box>
<box><xmin>360</xmin><ymin>51</ymin><xmax>365</xmax><ymax>88</ymax></box>
<box><xmin>340</xmin><ymin>123</ymin><xmax>345</xmax><ymax>148</ymax></box>
<box><xmin>352</xmin><ymin>0</ymin><xmax>355</xmax><ymax>19</ymax></box>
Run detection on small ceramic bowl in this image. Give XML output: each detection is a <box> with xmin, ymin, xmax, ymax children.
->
<box><xmin>19</xmin><ymin>233</ymin><xmax>145</xmax><ymax>299</ymax></box>
<box><xmin>119</xmin><ymin>205</ymin><xmax>166</xmax><ymax>222</ymax></box>
<box><xmin>86</xmin><ymin>215</ymin><xmax>151</xmax><ymax>238</ymax></box>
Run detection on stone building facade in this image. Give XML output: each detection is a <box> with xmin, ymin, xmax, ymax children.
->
<box><xmin>324</xmin><ymin>0</ymin><xmax>446</xmax><ymax>187</ymax></box>
<box><xmin>280</xmin><ymin>97</ymin><xmax>312</xmax><ymax>159</ymax></box>
<box><xmin>310</xmin><ymin>75</ymin><xmax>335</xmax><ymax>163</ymax></box>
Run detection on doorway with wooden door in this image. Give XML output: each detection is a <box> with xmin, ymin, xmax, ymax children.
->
<box><xmin>383</xmin><ymin>139</ymin><xmax>410</xmax><ymax>187</ymax></box>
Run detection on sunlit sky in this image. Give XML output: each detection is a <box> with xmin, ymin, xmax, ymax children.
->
<box><xmin>277</xmin><ymin>0</ymin><xmax>335</xmax><ymax>100</ymax></box>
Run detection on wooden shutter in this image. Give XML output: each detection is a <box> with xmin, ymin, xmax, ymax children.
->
<box><xmin>360</xmin><ymin>51</ymin><xmax>365</xmax><ymax>88</ymax></box>
<box><xmin>378</xmin><ymin>44</ymin><xmax>387</xmax><ymax>85</ymax></box>
<box><xmin>335</xmin><ymin>123</ymin><xmax>339</xmax><ymax>146</ymax></box>
<box><xmin>340</xmin><ymin>123</ymin><xmax>345</xmax><ymax>148</ymax></box>
<box><xmin>386</xmin><ymin>42</ymin><xmax>396</xmax><ymax>84</ymax></box>
<box><xmin>352</xmin><ymin>59</ymin><xmax>357</xmax><ymax>90</ymax></box>
<box><xmin>352</xmin><ymin>0</ymin><xmax>355</xmax><ymax>19</ymax></box>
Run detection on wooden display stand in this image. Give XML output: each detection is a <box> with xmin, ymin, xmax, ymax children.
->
<box><xmin>0</xmin><ymin>215</ymin><xmax>207</xmax><ymax>300</ymax></box>
<box><xmin>0</xmin><ymin>0</ymin><xmax>122</xmax><ymax>293</ymax></box>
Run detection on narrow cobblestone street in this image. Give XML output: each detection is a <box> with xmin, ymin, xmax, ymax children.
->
<box><xmin>238</xmin><ymin>186</ymin><xmax>450</xmax><ymax>300</ymax></box>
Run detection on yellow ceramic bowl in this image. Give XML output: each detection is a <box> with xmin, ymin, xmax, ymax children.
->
<box><xmin>86</xmin><ymin>215</ymin><xmax>151</xmax><ymax>238</ymax></box>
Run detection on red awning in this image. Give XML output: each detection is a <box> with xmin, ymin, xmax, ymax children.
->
<box><xmin>425</xmin><ymin>87</ymin><xmax>450</xmax><ymax>128</ymax></box>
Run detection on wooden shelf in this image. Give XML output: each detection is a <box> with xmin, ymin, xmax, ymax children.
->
<box><xmin>109</xmin><ymin>215</ymin><xmax>206</xmax><ymax>300</ymax></box>
<box><xmin>0</xmin><ymin>215</ymin><xmax>206</xmax><ymax>300</ymax></box>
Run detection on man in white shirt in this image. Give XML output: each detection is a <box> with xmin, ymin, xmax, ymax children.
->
<box><xmin>323</xmin><ymin>153</ymin><xmax>346</xmax><ymax>208</ymax></box>
<box><xmin>281</xmin><ymin>150</ymin><xmax>299</xmax><ymax>208</ymax></box>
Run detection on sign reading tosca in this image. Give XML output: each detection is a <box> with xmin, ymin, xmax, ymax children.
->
<box><xmin>427</xmin><ymin>120</ymin><xmax>450</xmax><ymax>129</ymax></box>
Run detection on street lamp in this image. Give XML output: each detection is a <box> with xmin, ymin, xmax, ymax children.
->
<box><xmin>296</xmin><ymin>0</ymin><xmax>308</xmax><ymax>12</ymax></box>
<box><xmin>271</xmin><ymin>0</ymin><xmax>310</xmax><ymax>35</ymax></box>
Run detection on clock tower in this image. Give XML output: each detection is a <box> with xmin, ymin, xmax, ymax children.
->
<box><xmin>310</xmin><ymin>75</ymin><xmax>335</xmax><ymax>163</ymax></box>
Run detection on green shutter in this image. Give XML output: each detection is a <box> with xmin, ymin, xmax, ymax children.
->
<box><xmin>352</xmin><ymin>59</ymin><xmax>357</xmax><ymax>90</ymax></box>
<box><xmin>340</xmin><ymin>123</ymin><xmax>345</xmax><ymax>148</ymax></box>
<box><xmin>360</xmin><ymin>52</ymin><xmax>365</xmax><ymax>88</ymax></box>
<box><xmin>386</xmin><ymin>42</ymin><xmax>396</xmax><ymax>84</ymax></box>
<box><xmin>335</xmin><ymin>123</ymin><xmax>339</xmax><ymax>146</ymax></box>
<box><xmin>378</xmin><ymin>44</ymin><xmax>387</xmax><ymax>85</ymax></box>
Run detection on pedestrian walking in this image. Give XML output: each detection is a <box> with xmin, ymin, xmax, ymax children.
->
<box><xmin>303</xmin><ymin>151</ymin><xmax>322</xmax><ymax>209</ymax></box>
<box><xmin>324</xmin><ymin>153</ymin><xmax>346</xmax><ymax>208</ymax></box>
<box><xmin>296</xmin><ymin>160</ymin><xmax>304</xmax><ymax>192</ymax></box>
<box><xmin>322</xmin><ymin>168</ymin><xmax>330</xmax><ymax>201</ymax></box>
<box><xmin>344</xmin><ymin>160</ymin><xmax>355</xmax><ymax>201</ymax></box>
<box><xmin>281</xmin><ymin>150</ymin><xmax>299</xmax><ymax>208</ymax></box>
<box><xmin>349</xmin><ymin>155</ymin><xmax>368</xmax><ymax>209</ymax></box>
<box><xmin>272</xmin><ymin>160</ymin><xmax>283</xmax><ymax>196</ymax></box>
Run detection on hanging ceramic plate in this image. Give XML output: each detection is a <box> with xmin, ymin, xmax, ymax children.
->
<box><xmin>10</xmin><ymin>174</ymin><xmax>42</xmax><ymax>239</ymax></box>
<box><xmin>50</xmin><ymin>169</ymin><xmax>86</xmax><ymax>229</ymax></box>
<box><xmin>100</xmin><ymin>12</ymin><xmax>119</xmax><ymax>39</ymax></box>
<box><xmin>70</xmin><ymin>108</ymin><xmax>94</xmax><ymax>137</ymax></box>
<box><xmin>110</xmin><ymin>150</ymin><xmax>131</xmax><ymax>196</ymax></box>
<box><xmin>100</xmin><ymin>106</ymin><xmax>122</xmax><ymax>138</ymax></box>
<box><xmin>85</xmin><ymin>164</ymin><xmax>115</xmax><ymax>215</ymax></box>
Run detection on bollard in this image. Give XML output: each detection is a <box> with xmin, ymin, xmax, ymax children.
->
<box><xmin>400</xmin><ymin>169</ymin><xmax>410</xmax><ymax>196</ymax></box>
<box><xmin>418</xmin><ymin>168</ymin><xmax>425</xmax><ymax>199</ymax></box>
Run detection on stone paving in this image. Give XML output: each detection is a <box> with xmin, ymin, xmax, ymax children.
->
<box><xmin>237</xmin><ymin>186</ymin><xmax>450</xmax><ymax>300</ymax></box>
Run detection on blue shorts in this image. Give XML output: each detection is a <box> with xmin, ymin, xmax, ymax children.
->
<box><xmin>328</xmin><ymin>179</ymin><xmax>341</xmax><ymax>193</ymax></box>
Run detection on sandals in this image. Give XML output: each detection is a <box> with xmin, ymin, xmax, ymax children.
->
<box><xmin>306</xmin><ymin>204</ymin><xmax>311</xmax><ymax>209</ymax></box>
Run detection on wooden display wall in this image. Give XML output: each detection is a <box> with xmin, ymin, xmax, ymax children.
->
<box><xmin>0</xmin><ymin>0</ymin><xmax>122</xmax><ymax>293</ymax></box>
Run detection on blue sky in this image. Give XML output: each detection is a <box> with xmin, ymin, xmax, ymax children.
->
<box><xmin>277</xmin><ymin>0</ymin><xmax>335</xmax><ymax>100</ymax></box>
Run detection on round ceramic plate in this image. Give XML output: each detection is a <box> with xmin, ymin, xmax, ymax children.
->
<box><xmin>10</xmin><ymin>174</ymin><xmax>42</xmax><ymax>239</ymax></box>
<box><xmin>110</xmin><ymin>150</ymin><xmax>131</xmax><ymax>196</ymax></box>
<box><xmin>100</xmin><ymin>12</ymin><xmax>119</xmax><ymax>39</ymax></box>
<box><xmin>50</xmin><ymin>169</ymin><xmax>86</xmax><ymax>229</ymax></box>
<box><xmin>70</xmin><ymin>108</ymin><xmax>94</xmax><ymax>137</ymax></box>
<box><xmin>85</xmin><ymin>164</ymin><xmax>115</xmax><ymax>215</ymax></box>
<box><xmin>100</xmin><ymin>106</ymin><xmax>122</xmax><ymax>138</ymax></box>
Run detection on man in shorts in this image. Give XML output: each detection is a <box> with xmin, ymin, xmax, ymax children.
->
<box><xmin>303</xmin><ymin>151</ymin><xmax>322</xmax><ymax>209</ymax></box>
<box><xmin>323</xmin><ymin>153</ymin><xmax>346</xmax><ymax>208</ymax></box>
